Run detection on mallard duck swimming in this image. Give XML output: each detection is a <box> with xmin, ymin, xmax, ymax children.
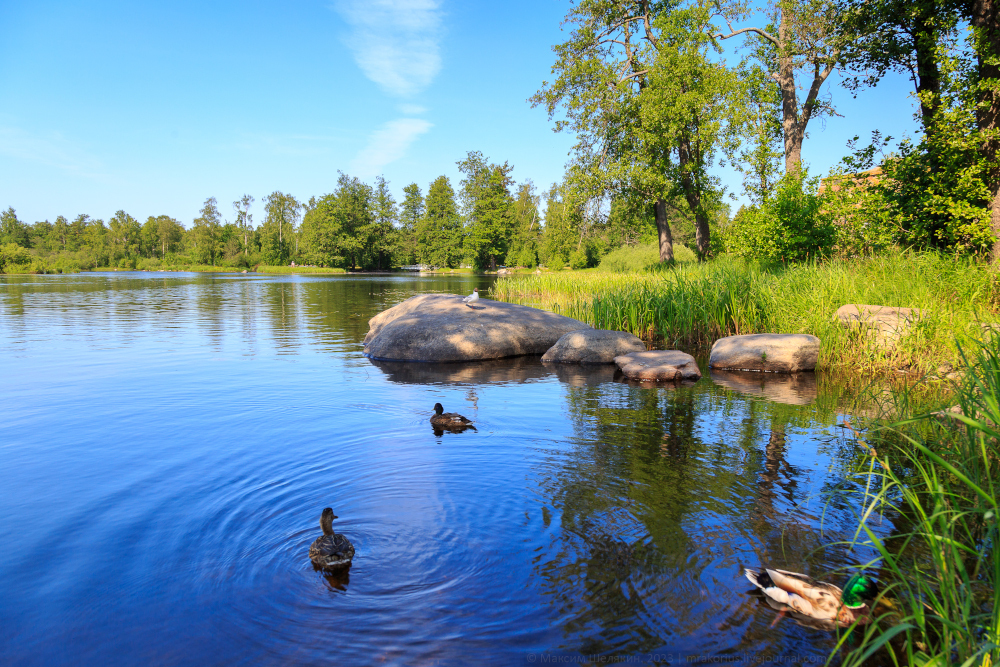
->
<box><xmin>745</xmin><ymin>568</ymin><xmax>880</xmax><ymax>627</ymax></box>
<box><xmin>430</xmin><ymin>403</ymin><xmax>475</xmax><ymax>430</ymax></box>
<box><xmin>309</xmin><ymin>508</ymin><xmax>355</xmax><ymax>571</ymax></box>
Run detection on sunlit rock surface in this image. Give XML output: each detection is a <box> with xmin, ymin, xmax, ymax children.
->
<box><xmin>709</xmin><ymin>369</ymin><xmax>818</xmax><ymax>405</ymax></box>
<box><xmin>614</xmin><ymin>350</ymin><xmax>701</xmax><ymax>381</ymax></box>
<box><xmin>363</xmin><ymin>294</ymin><xmax>590</xmax><ymax>362</ymax></box>
<box><xmin>541</xmin><ymin>329</ymin><xmax>646</xmax><ymax>364</ymax></box>
<box><xmin>709</xmin><ymin>334</ymin><xmax>819</xmax><ymax>373</ymax></box>
<box><xmin>834</xmin><ymin>304</ymin><xmax>924</xmax><ymax>346</ymax></box>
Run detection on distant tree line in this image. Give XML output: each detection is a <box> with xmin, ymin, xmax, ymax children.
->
<box><xmin>2</xmin><ymin>149</ymin><xmax>714</xmax><ymax>273</ymax></box>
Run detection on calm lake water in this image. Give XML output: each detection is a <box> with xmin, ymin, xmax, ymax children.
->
<box><xmin>1</xmin><ymin>272</ymin><xmax>885</xmax><ymax>666</ymax></box>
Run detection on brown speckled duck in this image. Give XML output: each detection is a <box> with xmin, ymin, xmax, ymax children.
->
<box><xmin>309</xmin><ymin>508</ymin><xmax>355</xmax><ymax>571</ymax></box>
<box><xmin>430</xmin><ymin>403</ymin><xmax>475</xmax><ymax>430</ymax></box>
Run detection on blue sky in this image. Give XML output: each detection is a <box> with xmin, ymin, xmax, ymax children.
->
<box><xmin>0</xmin><ymin>0</ymin><xmax>921</xmax><ymax>228</ymax></box>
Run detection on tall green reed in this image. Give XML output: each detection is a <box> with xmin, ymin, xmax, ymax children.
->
<box><xmin>835</xmin><ymin>339</ymin><xmax>1000</xmax><ymax>666</ymax></box>
<box><xmin>490</xmin><ymin>252</ymin><xmax>1000</xmax><ymax>372</ymax></box>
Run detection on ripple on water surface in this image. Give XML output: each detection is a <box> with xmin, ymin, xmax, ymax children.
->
<box><xmin>0</xmin><ymin>273</ymin><xmax>886</xmax><ymax>666</ymax></box>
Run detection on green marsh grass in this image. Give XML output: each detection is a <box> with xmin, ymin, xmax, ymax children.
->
<box><xmin>834</xmin><ymin>339</ymin><xmax>1000</xmax><ymax>666</ymax></box>
<box><xmin>490</xmin><ymin>253</ymin><xmax>1000</xmax><ymax>373</ymax></box>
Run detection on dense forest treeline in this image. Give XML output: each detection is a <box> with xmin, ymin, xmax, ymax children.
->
<box><xmin>0</xmin><ymin>148</ymin><xmax>715</xmax><ymax>274</ymax></box>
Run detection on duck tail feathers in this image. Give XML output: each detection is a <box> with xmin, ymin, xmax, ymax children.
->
<box><xmin>745</xmin><ymin>567</ymin><xmax>774</xmax><ymax>590</ymax></box>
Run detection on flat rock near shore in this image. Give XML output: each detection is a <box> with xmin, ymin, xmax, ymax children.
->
<box><xmin>363</xmin><ymin>293</ymin><xmax>591</xmax><ymax>362</ymax></box>
<box><xmin>709</xmin><ymin>333</ymin><xmax>819</xmax><ymax>373</ymax></box>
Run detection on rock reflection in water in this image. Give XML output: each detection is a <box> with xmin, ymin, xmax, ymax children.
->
<box><xmin>710</xmin><ymin>369</ymin><xmax>818</xmax><ymax>405</ymax></box>
<box><xmin>369</xmin><ymin>357</ymin><xmax>551</xmax><ymax>385</ymax></box>
<box><xmin>542</xmin><ymin>361</ymin><xmax>619</xmax><ymax>387</ymax></box>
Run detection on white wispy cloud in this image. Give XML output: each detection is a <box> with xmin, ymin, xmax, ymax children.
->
<box><xmin>336</xmin><ymin>0</ymin><xmax>442</xmax><ymax>97</ymax></box>
<box><xmin>398</xmin><ymin>103</ymin><xmax>428</xmax><ymax>115</ymax></box>
<box><xmin>0</xmin><ymin>126</ymin><xmax>106</xmax><ymax>177</ymax></box>
<box><xmin>350</xmin><ymin>118</ymin><xmax>433</xmax><ymax>177</ymax></box>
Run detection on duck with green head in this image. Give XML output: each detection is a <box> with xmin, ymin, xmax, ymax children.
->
<box><xmin>309</xmin><ymin>508</ymin><xmax>355</xmax><ymax>571</ymax></box>
<box><xmin>745</xmin><ymin>568</ymin><xmax>881</xmax><ymax>627</ymax></box>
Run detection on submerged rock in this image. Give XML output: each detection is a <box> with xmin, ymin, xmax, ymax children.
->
<box><xmin>613</xmin><ymin>350</ymin><xmax>701</xmax><ymax>381</ymax></box>
<box><xmin>709</xmin><ymin>334</ymin><xmax>819</xmax><ymax>373</ymax></box>
<box><xmin>541</xmin><ymin>329</ymin><xmax>646</xmax><ymax>364</ymax></box>
<box><xmin>363</xmin><ymin>293</ymin><xmax>590</xmax><ymax>362</ymax></box>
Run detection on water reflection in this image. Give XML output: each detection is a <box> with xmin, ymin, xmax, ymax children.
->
<box><xmin>0</xmin><ymin>272</ymin><xmax>892</xmax><ymax>666</ymax></box>
<box><xmin>711</xmin><ymin>369</ymin><xmax>819</xmax><ymax>405</ymax></box>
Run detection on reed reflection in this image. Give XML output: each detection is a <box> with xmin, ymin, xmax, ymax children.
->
<box><xmin>535</xmin><ymin>378</ymin><xmax>859</xmax><ymax>655</ymax></box>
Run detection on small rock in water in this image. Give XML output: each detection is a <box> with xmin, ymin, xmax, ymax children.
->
<box><xmin>614</xmin><ymin>350</ymin><xmax>701</xmax><ymax>381</ymax></box>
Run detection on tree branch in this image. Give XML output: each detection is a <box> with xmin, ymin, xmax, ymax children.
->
<box><xmin>714</xmin><ymin>25</ymin><xmax>779</xmax><ymax>46</ymax></box>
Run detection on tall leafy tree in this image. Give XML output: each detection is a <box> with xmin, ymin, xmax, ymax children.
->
<box><xmin>713</xmin><ymin>0</ymin><xmax>841</xmax><ymax>173</ymax></box>
<box><xmin>51</xmin><ymin>215</ymin><xmax>71</xmax><ymax>251</ymax></box>
<box><xmin>299</xmin><ymin>174</ymin><xmax>373</xmax><ymax>269</ymax></box>
<box><xmin>371</xmin><ymin>176</ymin><xmax>399</xmax><ymax>270</ymax></box>
<box><xmin>261</xmin><ymin>191</ymin><xmax>301</xmax><ymax>265</ymax></box>
<box><xmin>107</xmin><ymin>210</ymin><xmax>141</xmax><ymax>261</ymax></box>
<box><xmin>534</xmin><ymin>0</ymin><xmax>734</xmax><ymax>261</ymax></box>
<box><xmin>233</xmin><ymin>195</ymin><xmax>254</xmax><ymax>258</ymax></box>
<box><xmin>1</xmin><ymin>207</ymin><xmax>29</xmax><ymax>247</ymax></box>
<box><xmin>457</xmin><ymin>150</ymin><xmax>516</xmax><ymax>270</ymax></box>
<box><xmin>417</xmin><ymin>175</ymin><xmax>463</xmax><ymax>268</ymax></box>
<box><xmin>398</xmin><ymin>183</ymin><xmax>424</xmax><ymax>265</ymax></box>
<box><xmin>506</xmin><ymin>181</ymin><xmax>542</xmax><ymax>267</ymax></box>
<box><xmin>540</xmin><ymin>183</ymin><xmax>582</xmax><ymax>267</ymax></box>
<box><xmin>190</xmin><ymin>197</ymin><xmax>222</xmax><ymax>264</ymax></box>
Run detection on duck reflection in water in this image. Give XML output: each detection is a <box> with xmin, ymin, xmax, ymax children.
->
<box><xmin>313</xmin><ymin>562</ymin><xmax>351</xmax><ymax>592</ymax></box>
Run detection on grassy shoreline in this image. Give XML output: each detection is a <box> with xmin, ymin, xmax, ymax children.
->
<box><xmin>491</xmin><ymin>253</ymin><xmax>1000</xmax><ymax>375</ymax></box>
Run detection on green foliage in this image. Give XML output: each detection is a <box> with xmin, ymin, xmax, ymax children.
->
<box><xmin>598</xmin><ymin>242</ymin><xmax>696</xmax><ymax>272</ymax></box>
<box><xmin>260</xmin><ymin>191</ymin><xmax>300</xmax><ymax>265</ymax></box>
<box><xmin>1</xmin><ymin>207</ymin><xmax>30</xmax><ymax>247</ymax></box>
<box><xmin>837</xmin><ymin>338</ymin><xmax>1000</xmax><ymax>666</ymax></box>
<box><xmin>417</xmin><ymin>175</ymin><xmax>463</xmax><ymax>268</ymax></box>
<box><xmin>504</xmin><ymin>181</ymin><xmax>542</xmax><ymax>268</ymax></box>
<box><xmin>189</xmin><ymin>198</ymin><xmax>222</xmax><ymax>265</ymax></box>
<box><xmin>493</xmin><ymin>251</ymin><xmax>999</xmax><ymax>372</ymax></box>
<box><xmin>458</xmin><ymin>151</ymin><xmax>516</xmax><ymax>270</ymax></box>
<box><xmin>0</xmin><ymin>242</ymin><xmax>32</xmax><ymax>272</ymax></box>
<box><xmin>532</xmin><ymin>1</ymin><xmax>737</xmax><ymax>262</ymax></box>
<box><xmin>398</xmin><ymin>183</ymin><xmax>424</xmax><ymax>265</ymax></box>
<box><xmin>300</xmin><ymin>174</ymin><xmax>374</xmax><ymax>269</ymax></box>
<box><xmin>725</xmin><ymin>170</ymin><xmax>834</xmax><ymax>261</ymax></box>
<box><xmin>106</xmin><ymin>210</ymin><xmax>141</xmax><ymax>263</ymax></box>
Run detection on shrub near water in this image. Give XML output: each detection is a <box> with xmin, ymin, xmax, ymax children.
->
<box><xmin>725</xmin><ymin>170</ymin><xmax>835</xmax><ymax>261</ymax></box>
<box><xmin>491</xmin><ymin>252</ymin><xmax>1000</xmax><ymax>372</ymax></box>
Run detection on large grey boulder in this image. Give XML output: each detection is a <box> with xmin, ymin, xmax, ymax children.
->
<box><xmin>835</xmin><ymin>304</ymin><xmax>924</xmax><ymax>346</ymax></box>
<box><xmin>614</xmin><ymin>350</ymin><xmax>701</xmax><ymax>381</ymax></box>
<box><xmin>709</xmin><ymin>333</ymin><xmax>819</xmax><ymax>372</ymax></box>
<box><xmin>363</xmin><ymin>293</ymin><xmax>591</xmax><ymax>362</ymax></box>
<box><xmin>542</xmin><ymin>329</ymin><xmax>646</xmax><ymax>364</ymax></box>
